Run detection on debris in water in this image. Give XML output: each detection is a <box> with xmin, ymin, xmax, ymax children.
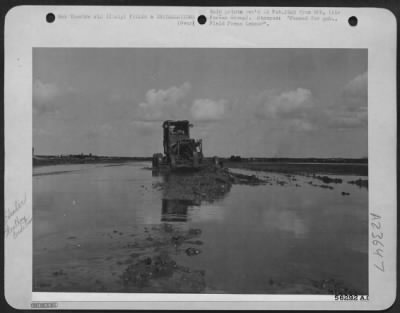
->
<box><xmin>171</xmin><ymin>235</ymin><xmax>185</xmax><ymax>246</ymax></box>
<box><xmin>52</xmin><ymin>269</ymin><xmax>66</xmax><ymax>276</ymax></box>
<box><xmin>319</xmin><ymin>185</ymin><xmax>334</xmax><ymax>190</ymax></box>
<box><xmin>348</xmin><ymin>178</ymin><xmax>368</xmax><ymax>189</ymax></box>
<box><xmin>121</xmin><ymin>253</ymin><xmax>176</xmax><ymax>287</ymax></box>
<box><xmin>311</xmin><ymin>278</ymin><xmax>360</xmax><ymax>294</ymax></box>
<box><xmin>188</xmin><ymin>228</ymin><xmax>202</xmax><ymax>236</ymax></box>
<box><xmin>184</xmin><ymin>240</ymin><xmax>203</xmax><ymax>245</ymax></box>
<box><xmin>269</xmin><ymin>279</ymin><xmax>274</xmax><ymax>285</ymax></box>
<box><xmin>185</xmin><ymin>247</ymin><xmax>201</xmax><ymax>256</ymax></box>
<box><xmin>313</xmin><ymin>175</ymin><xmax>343</xmax><ymax>184</ymax></box>
<box><xmin>163</xmin><ymin>224</ymin><xmax>173</xmax><ymax>233</ymax></box>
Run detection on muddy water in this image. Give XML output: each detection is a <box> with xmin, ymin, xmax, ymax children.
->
<box><xmin>33</xmin><ymin>162</ymin><xmax>368</xmax><ymax>294</ymax></box>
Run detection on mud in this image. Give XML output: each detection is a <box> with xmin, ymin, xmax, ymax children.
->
<box><xmin>348</xmin><ymin>178</ymin><xmax>368</xmax><ymax>189</ymax></box>
<box><xmin>153</xmin><ymin>165</ymin><xmax>267</xmax><ymax>202</ymax></box>
<box><xmin>34</xmin><ymin>224</ymin><xmax>208</xmax><ymax>293</ymax></box>
<box><xmin>261</xmin><ymin>277</ymin><xmax>362</xmax><ymax>295</ymax></box>
<box><xmin>310</xmin><ymin>278</ymin><xmax>360</xmax><ymax>295</ymax></box>
<box><xmin>312</xmin><ymin>175</ymin><xmax>343</xmax><ymax>184</ymax></box>
<box><xmin>122</xmin><ymin>253</ymin><xmax>176</xmax><ymax>286</ymax></box>
<box><xmin>118</xmin><ymin>225</ymin><xmax>208</xmax><ymax>292</ymax></box>
<box><xmin>123</xmin><ymin>265</ymin><xmax>203</xmax><ymax>293</ymax></box>
<box><xmin>226</xmin><ymin>164</ymin><xmax>369</xmax><ymax>195</ymax></box>
<box><xmin>34</xmin><ymin>161</ymin><xmax>367</xmax><ymax>294</ymax></box>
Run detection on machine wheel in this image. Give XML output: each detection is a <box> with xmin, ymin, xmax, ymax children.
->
<box><xmin>152</xmin><ymin>153</ymin><xmax>163</xmax><ymax>168</ymax></box>
<box><xmin>212</xmin><ymin>156</ymin><xmax>219</xmax><ymax>168</ymax></box>
<box><xmin>193</xmin><ymin>152</ymin><xmax>199</xmax><ymax>168</ymax></box>
<box><xmin>170</xmin><ymin>155</ymin><xmax>176</xmax><ymax>169</ymax></box>
<box><xmin>152</xmin><ymin>154</ymin><xmax>158</xmax><ymax>168</ymax></box>
<box><xmin>199</xmin><ymin>152</ymin><xmax>203</xmax><ymax>164</ymax></box>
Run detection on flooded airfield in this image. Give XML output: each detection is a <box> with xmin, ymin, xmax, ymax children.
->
<box><xmin>33</xmin><ymin>162</ymin><xmax>368</xmax><ymax>294</ymax></box>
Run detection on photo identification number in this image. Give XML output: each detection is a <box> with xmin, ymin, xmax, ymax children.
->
<box><xmin>334</xmin><ymin>295</ymin><xmax>369</xmax><ymax>301</ymax></box>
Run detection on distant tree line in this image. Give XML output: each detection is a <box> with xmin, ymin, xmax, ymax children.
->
<box><xmin>229</xmin><ymin>155</ymin><xmax>242</xmax><ymax>162</ymax></box>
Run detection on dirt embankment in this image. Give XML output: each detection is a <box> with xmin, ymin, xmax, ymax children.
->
<box><xmin>153</xmin><ymin>165</ymin><xmax>267</xmax><ymax>202</ymax></box>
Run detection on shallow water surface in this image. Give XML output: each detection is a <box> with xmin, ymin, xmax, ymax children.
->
<box><xmin>33</xmin><ymin>162</ymin><xmax>368</xmax><ymax>294</ymax></box>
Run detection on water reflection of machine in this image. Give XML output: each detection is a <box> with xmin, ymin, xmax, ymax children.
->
<box><xmin>152</xmin><ymin>170</ymin><xmax>162</xmax><ymax>177</ymax></box>
<box><xmin>161</xmin><ymin>198</ymin><xmax>200</xmax><ymax>222</ymax></box>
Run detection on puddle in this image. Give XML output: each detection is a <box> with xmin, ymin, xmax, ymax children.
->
<box><xmin>33</xmin><ymin>162</ymin><xmax>368</xmax><ymax>294</ymax></box>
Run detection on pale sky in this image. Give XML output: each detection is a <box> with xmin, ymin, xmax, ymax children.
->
<box><xmin>33</xmin><ymin>48</ymin><xmax>367</xmax><ymax>158</ymax></box>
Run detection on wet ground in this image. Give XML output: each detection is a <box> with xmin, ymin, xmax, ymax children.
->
<box><xmin>33</xmin><ymin>162</ymin><xmax>368</xmax><ymax>294</ymax></box>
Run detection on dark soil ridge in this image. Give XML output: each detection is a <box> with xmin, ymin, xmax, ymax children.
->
<box><xmin>154</xmin><ymin>165</ymin><xmax>267</xmax><ymax>202</ymax></box>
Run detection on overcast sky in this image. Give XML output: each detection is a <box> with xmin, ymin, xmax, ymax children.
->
<box><xmin>33</xmin><ymin>48</ymin><xmax>367</xmax><ymax>157</ymax></box>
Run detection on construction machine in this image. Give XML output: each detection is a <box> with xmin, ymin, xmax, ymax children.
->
<box><xmin>152</xmin><ymin>120</ymin><xmax>203</xmax><ymax>169</ymax></box>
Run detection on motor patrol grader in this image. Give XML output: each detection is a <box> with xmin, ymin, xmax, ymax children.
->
<box><xmin>152</xmin><ymin>120</ymin><xmax>203</xmax><ymax>169</ymax></box>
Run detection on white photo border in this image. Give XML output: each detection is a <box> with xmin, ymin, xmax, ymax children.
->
<box><xmin>4</xmin><ymin>5</ymin><xmax>397</xmax><ymax>310</ymax></box>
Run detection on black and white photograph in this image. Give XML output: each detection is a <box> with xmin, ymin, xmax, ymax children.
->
<box><xmin>32</xmin><ymin>48</ymin><xmax>369</xmax><ymax>295</ymax></box>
